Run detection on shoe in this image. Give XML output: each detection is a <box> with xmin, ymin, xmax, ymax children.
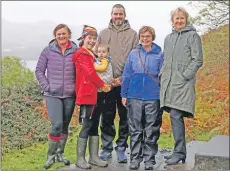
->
<box><xmin>145</xmin><ymin>163</ymin><xmax>154</xmax><ymax>170</ymax></box>
<box><xmin>129</xmin><ymin>160</ymin><xmax>140</xmax><ymax>170</ymax></box>
<box><xmin>115</xmin><ymin>147</ymin><xmax>127</xmax><ymax>163</ymax></box>
<box><xmin>164</xmin><ymin>154</ymin><xmax>172</xmax><ymax>160</ymax></box>
<box><xmin>144</xmin><ymin>160</ymin><xmax>156</xmax><ymax>170</ymax></box>
<box><xmin>99</xmin><ymin>150</ymin><xmax>112</xmax><ymax>161</ymax></box>
<box><xmin>165</xmin><ymin>155</ymin><xmax>186</xmax><ymax>165</ymax></box>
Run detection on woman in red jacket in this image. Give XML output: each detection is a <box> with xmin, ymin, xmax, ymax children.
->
<box><xmin>73</xmin><ymin>25</ymin><xmax>110</xmax><ymax>169</ymax></box>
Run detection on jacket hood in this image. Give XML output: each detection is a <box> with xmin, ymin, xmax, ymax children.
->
<box><xmin>172</xmin><ymin>24</ymin><xmax>196</xmax><ymax>33</ymax></box>
<box><xmin>137</xmin><ymin>42</ymin><xmax>162</xmax><ymax>54</ymax></box>
<box><xmin>108</xmin><ymin>19</ymin><xmax>131</xmax><ymax>32</ymax></box>
<box><xmin>48</xmin><ymin>39</ymin><xmax>78</xmax><ymax>52</ymax></box>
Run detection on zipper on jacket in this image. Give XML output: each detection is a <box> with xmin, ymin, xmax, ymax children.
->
<box><xmin>61</xmin><ymin>46</ymin><xmax>71</xmax><ymax>96</ymax></box>
<box><xmin>62</xmin><ymin>51</ymin><xmax>65</xmax><ymax>96</ymax></box>
<box><xmin>143</xmin><ymin>52</ymin><xmax>147</xmax><ymax>91</ymax></box>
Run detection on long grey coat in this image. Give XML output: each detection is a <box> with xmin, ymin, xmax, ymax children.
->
<box><xmin>159</xmin><ymin>25</ymin><xmax>203</xmax><ymax>117</ymax></box>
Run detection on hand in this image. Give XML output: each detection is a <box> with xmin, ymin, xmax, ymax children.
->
<box><xmin>101</xmin><ymin>84</ymin><xmax>111</xmax><ymax>92</ymax></box>
<box><xmin>112</xmin><ymin>78</ymin><xmax>121</xmax><ymax>87</ymax></box>
<box><xmin>122</xmin><ymin>98</ymin><xmax>127</xmax><ymax>107</ymax></box>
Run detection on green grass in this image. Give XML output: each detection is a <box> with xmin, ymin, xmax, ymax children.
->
<box><xmin>1</xmin><ymin>126</ymin><xmax>80</xmax><ymax>170</ymax></box>
<box><xmin>194</xmin><ymin>131</ymin><xmax>213</xmax><ymax>142</ymax></box>
<box><xmin>1</xmin><ymin>122</ymin><xmax>212</xmax><ymax>170</ymax></box>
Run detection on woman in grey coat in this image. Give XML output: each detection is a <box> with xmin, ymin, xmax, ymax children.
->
<box><xmin>159</xmin><ymin>7</ymin><xmax>203</xmax><ymax>165</ymax></box>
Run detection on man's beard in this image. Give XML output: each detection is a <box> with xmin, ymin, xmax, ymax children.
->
<box><xmin>114</xmin><ymin>20</ymin><xmax>123</xmax><ymax>26</ymax></box>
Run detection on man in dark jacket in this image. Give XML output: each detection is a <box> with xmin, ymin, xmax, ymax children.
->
<box><xmin>98</xmin><ymin>4</ymin><xmax>139</xmax><ymax>163</ymax></box>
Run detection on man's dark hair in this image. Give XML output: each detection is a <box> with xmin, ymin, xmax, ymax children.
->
<box><xmin>111</xmin><ymin>4</ymin><xmax>126</xmax><ymax>16</ymax></box>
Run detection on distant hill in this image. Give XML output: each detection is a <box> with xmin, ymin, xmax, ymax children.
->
<box><xmin>2</xmin><ymin>19</ymin><xmax>82</xmax><ymax>60</ymax></box>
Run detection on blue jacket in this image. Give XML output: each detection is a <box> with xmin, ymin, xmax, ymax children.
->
<box><xmin>121</xmin><ymin>43</ymin><xmax>164</xmax><ymax>100</ymax></box>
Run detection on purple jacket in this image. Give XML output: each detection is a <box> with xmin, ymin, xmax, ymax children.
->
<box><xmin>35</xmin><ymin>40</ymin><xmax>78</xmax><ymax>98</ymax></box>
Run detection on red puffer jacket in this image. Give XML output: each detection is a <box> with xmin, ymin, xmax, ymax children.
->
<box><xmin>73</xmin><ymin>47</ymin><xmax>104</xmax><ymax>105</ymax></box>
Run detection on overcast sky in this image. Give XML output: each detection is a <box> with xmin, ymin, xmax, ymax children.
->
<box><xmin>2</xmin><ymin>1</ymin><xmax>199</xmax><ymax>47</ymax></box>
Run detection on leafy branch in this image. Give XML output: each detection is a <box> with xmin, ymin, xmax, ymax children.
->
<box><xmin>189</xmin><ymin>1</ymin><xmax>229</xmax><ymax>32</ymax></box>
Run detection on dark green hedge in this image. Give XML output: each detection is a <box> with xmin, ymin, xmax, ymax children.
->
<box><xmin>1</xmin><ymin>80</ymin><xmax>50</xmax><ymax>154</ymax></box>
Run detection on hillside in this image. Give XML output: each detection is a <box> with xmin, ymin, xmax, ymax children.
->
<box><xmin>162</xmin><ymin>24</ymin><xmax>229</xmax><ymax>138</ymax></box>
<box><xmin>195</xmin><ymin>24</ymin><xmax>229</xmax><ymax>135</ymax></box>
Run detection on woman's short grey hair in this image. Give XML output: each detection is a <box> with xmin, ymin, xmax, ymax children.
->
<box><xmin>111</xmin><ymin>4</ymin><xmax>126</xmax><ymax>16</ymax></box>
<box><xmin>171</xmin><ymin>7</ymin><xmax>190</xmax><ymax>24</ymax></box>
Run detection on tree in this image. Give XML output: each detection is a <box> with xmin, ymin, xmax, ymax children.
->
<box><xmin>189</xmin><ymin>1</ymin><xmax>229</xmax><ymax>32</ymax></box>
<box><xmin>1</xmin><ymin>56</ymin><xmax>50</xmax><ymax>153</ymax></box>
<box><xmin>1</xmin><ymin>56</ymin><xmax>34</xmax><ymax>89</ymax></box>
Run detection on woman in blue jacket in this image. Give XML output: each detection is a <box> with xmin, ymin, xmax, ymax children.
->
<box><xmin>121</xmin><ymin>26</ymin><xmax>164</xmax><ymax>170</ymax></box>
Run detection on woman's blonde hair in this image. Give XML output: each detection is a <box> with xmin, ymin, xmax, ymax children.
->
<box><xmin>170</xmin><ymin>7</ymin><xmax>190</xmax><ymax>24</ymax></box>
<box><xmin>138</xmin><ymin>26</ymin><xmax>156</xmax><ymax>41</ymax></box>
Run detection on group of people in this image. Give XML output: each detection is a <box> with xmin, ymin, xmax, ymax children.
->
<box><xmin>35</xmin><ymin>3</ymin><xmax>203</xmax><ymax>170</ymax></box>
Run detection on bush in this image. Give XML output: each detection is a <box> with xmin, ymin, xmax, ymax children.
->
<box><xmin>1</xmin><ymin>80</ymin><xmax>50</xmax><ymax>154</ymax></box>
<box><xmin>1</xmin><ymin>57</ymin><xmax>50</xmax><ymax>154</ymax></box>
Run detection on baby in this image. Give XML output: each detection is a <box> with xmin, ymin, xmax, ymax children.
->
<box><xmin>94</xmin><ymin>44</ymin><xmax>113</xmax><ymax>91</ymax></box>
<box><xmin>78</xmin><ymin>44</ymin><xmax>112</xmax><ymax>125</ymax></box>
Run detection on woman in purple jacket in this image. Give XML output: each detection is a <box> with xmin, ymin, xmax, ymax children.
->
<box><xmin>35</xmin><ymin>24</ymin><xmax>78</xmax><ymax>169</ymax></box>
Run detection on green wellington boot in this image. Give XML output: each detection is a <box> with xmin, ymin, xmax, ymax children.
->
<box><xmin>88</xmin><ymin>136</ymin><xmax>108</xmax><ymax>167</ymax></box>
<box><xmin>56</xmin><ymin>134</ymin><xmax>70</xmax><ymax>165</ymax></box>
<box><xmin>44</xmin><ymin>139</ymin><xmax>58</xmax><ymax>169</ymax></box>
<box><xmin>75</xmin><ymin>137</ymin><xmax>91</xmax><ymax>169</ymax></box>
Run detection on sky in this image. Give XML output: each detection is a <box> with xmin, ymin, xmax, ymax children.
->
<box><xmin>2</xmin><ymin>1</ymin><xmax>199</xmax><ymax>48</ymax></box>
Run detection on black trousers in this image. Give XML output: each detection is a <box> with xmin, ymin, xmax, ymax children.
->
<box><xmin>99</xmin><ymin>86</ymin><xmax>129</xmax><ymax>152</ymax></box>
<box><xmin>169</xmin><ymin>108</ymin><xmax>186</xmax><ymax>158</ymax></box>
<box><xmin>127</xmin><ymin>99</ymin><xmax>162</xmax><ymax>164</ymax></box>
<box><xmin>79</xmin><ymin>105</ymin><xmax>100</xmax><ymax>138</ymax></box>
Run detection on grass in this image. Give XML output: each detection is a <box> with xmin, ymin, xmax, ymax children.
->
<box><xmin>1</xmin><ymin>120</ymin><xmax>213</xmax><ymax>170</ymax></box>
<box><xmin>1</xmin><ymin>126</ymin><xmax>80</xmax><ymax>170</ymax></box>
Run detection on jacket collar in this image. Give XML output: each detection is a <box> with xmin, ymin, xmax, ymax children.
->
<box><xmin>137</xmin><ymin>42</ymin><xmax>162</xmax><ymax>54</ymax></box>
<box><xmin>49</xmin><ymin>39</ymin><xmax>78</xmax><ymax>53</ymax></box>
<box><xmin>108</xmin><ymin>19</ymin><xmax>131</xmax><ymax>32</ymax></box>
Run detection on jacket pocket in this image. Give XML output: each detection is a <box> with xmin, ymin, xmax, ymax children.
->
<box><xmin>177</xmin><ymin>64</ymin><xmax>188</xmax><ymax>83</ymax></box>
<box><xmin>80</xmin><ymin>80</ymin><xmax>95</xmax><ymax>96</ymax></box>
<box><xmin>128</xmin><ymin>74</ymin><xmax>143</xmax><ymax>97</ymax></box>
<box><xmin>43</xmin><ymin>84</ymin><xmax>50</xmax><ymax>93</ymax></box>
<box><xmin>49</xmin><ymin>84</ymin><xmax>63</xmax><ymax>96</ymax></box>
<box><xmin>65</xmin><ymin>84</ymin><xmax>76</xmax><ymax>96</ymax></box>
